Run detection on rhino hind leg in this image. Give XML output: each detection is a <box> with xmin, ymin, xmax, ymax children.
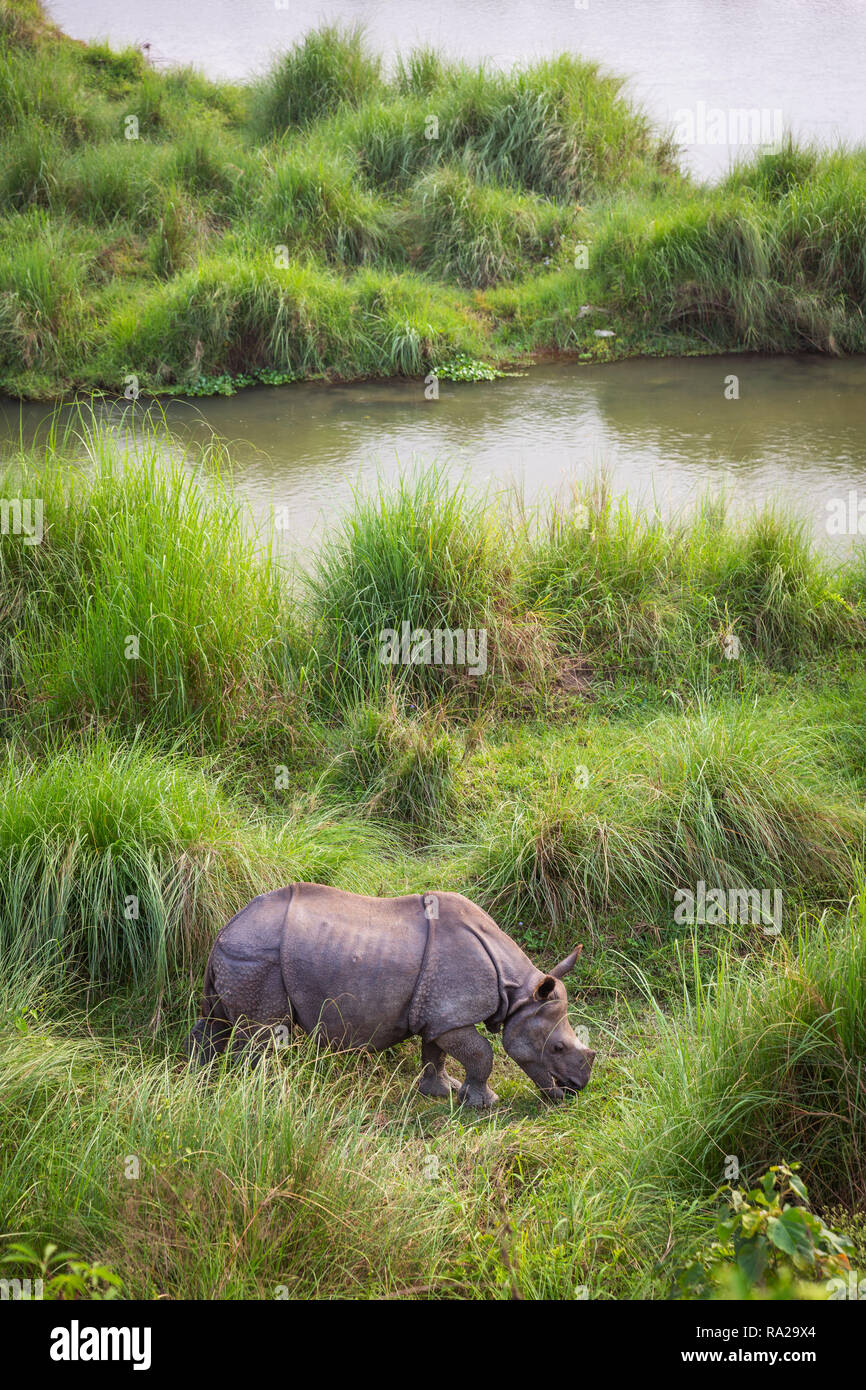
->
<box><xmin>185</xmin><ymin>1012</ymin><xmax>231</xmax><ymax>1066</ymax></box>
<box><xmin>432</xmin><ymin>1025</ymin><xmax>499</xmax><ymax>1109</ymax></box>
<box><xmin>418</xmin><ymin>1038</ymin><xmax>461</xmax><ymax>1099</ymax></box>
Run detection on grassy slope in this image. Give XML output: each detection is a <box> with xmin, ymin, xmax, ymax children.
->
<box><xmin>2</xmin><ymin>5</ymin><xmax>866</xmax><ymax>399</ymax></box>
<box><xmin>1</xmin><ymin>417</ymin><xmax>865</xmax><ymax>1295</ymax></box>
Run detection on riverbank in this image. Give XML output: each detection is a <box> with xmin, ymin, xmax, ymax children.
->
<box><xmin>1</xmin><ymin>417</ymin><xmax>865</xmax><ymax>1296</ymax></box>
<box><xmin>2</xmin><ymin>5</ymin><xmax>866</xmax><ymax>400</ymax></box>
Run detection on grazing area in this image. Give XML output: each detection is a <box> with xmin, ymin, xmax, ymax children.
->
<box><xmin>2</xmin><ymin>3</ymin><xmax>866</xmax><ymax>399</ymax></box>
<box><xmin>1</xmin><ymin>415</ymin><xmax>865</xmax><ymax>1297</ymax></box>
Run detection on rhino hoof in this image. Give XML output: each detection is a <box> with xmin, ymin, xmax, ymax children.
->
<box><xmin>418</xmin><ymin>1071</ymin><xmax>461</xmax><ymax>1099</ymax></box>
<box><xmin>458</xmin><ymin>1082</ymin><xmax>499</xmax><ymax>1109</ymax></box>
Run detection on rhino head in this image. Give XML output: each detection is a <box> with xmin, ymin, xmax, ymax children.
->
<box><xmin>501</xmin><ymin>948</ymin><xmax>595</xmax><ymax>1101</ymax></box>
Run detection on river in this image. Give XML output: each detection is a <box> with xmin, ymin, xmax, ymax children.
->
<box><xmin>3</xmin><ymin>355</ymin><xmax>866</xmax><ymax>550</ymax></box>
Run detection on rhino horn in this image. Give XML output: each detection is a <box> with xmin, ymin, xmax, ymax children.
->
<box><xmin>550</xmin><ymin>945</ymin><xmax>582</xmax><ymax>979</ymax></box>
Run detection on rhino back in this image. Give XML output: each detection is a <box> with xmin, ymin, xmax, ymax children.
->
<box><xmin>282</xmin><ymin>883</ymin><xmax>428</xmax><ymax>1047</ymax></box>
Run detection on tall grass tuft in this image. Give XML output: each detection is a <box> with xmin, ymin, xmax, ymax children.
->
<box><xmin>252</xmin><ymin>25</ymin><xmax>383</xmax><ymax>135</ymax></box>
<box><xmin>0</xmin><ymin>411</ymin><xmax>295</xmax><ymax>738</ymax></box>
<box><xmin>616</xmin><ymin>886</ymin><xmax>866</xmax><ymax>1207</ymax></box>
<box><xmin>0</xmin><ymin>736</ymin><xmax>392</xmax><ymax>987</ymax></box>
<box><xmin>333</xmin><ymin>701</ymin><xmax>456</xmax><ymax>831</ymax></box>
<box><xmin>305</xmin><ymin>469</ymin><xmax>504</xmax><ymax>709</ymax></box>
<box><xmin>408</xmin><ymin>166</ymin><xmax>566</xmax><ymax>287</ymax></box>
<box><xmin>254</xmin><ymin>147</ymin><xmax>399</xmax><ymax>267</ymax></box>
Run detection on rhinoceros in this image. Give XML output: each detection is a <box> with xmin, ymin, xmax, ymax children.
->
<box><xmin>186</xmin><ymin>883</ymin><xmax>595</xmax><ymax>1107</ymax></box>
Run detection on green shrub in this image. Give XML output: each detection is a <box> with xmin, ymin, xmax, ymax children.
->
<box><xmin>672</xmin><ymin>1163</ymin><xmax>853</xmax><ymax>1299</ymax></box>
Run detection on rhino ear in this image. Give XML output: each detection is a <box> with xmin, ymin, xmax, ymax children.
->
<box><xmin>533</xmin><ymin>975</ymin><xmax>557</xmax><ymax>1001</ymax></box>
<box><xmin>550</xmin><ymin>946</ymin><xmax>582</xmax><ymax>979</ymax></box>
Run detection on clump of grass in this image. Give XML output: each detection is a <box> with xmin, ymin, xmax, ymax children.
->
<box><xmin>0</xmin><ymin>31</ymin><xmax>112</xmax><ymax>141</ymax></box>
<box><xmin>255</xmin><ymin>147</ymin><xmax>398</xmax><ymax>267</ymax></box>
<box><xmin>334</xmin><ymin>701</ymin><xmax>456</xmax><ymax>831</ymax></box>
<box><xmin>394</xmin><ymin>46</ymin><xmax>450</xmax><ymax>98</ymax></box>
<box><xmin>516</xmin><ymin>482</ymin><xmax>673</xmax><ymax>663</ymax></box>
<box><xmin>0</xmin><ymin>209</ymin><xmax>94</xmax><ymax>376</ymax></box>
<box><xmin>54</xmin><ymin>141</ymin><xmax>168</xmax><ymax>227</ymax></box>
<box><xmin>593</xmin><ymin>149</ymin><xmax>866</xmax><ymax>354</ymax></box>
<box><xmin>324</xmin><ymin>54</ymin><xmax>669</xmax><ymax>202</ymax></box>
<box><xmin>0</xmin><ymin>120</ymin><xmax>61</xmax><ymax>208</ymax></box>
<box><xmin>682</xmin><ymin>503</ymin><xmax>863</xmax><ymax>662</ymax></box>
<box><xmin>408</xmin><ymin>166</ymin><xmax>566</xmax><ymax>287</ymax></box>
<box><xmin>517</xmin><ymin>484</ymin><xmax>864</xmax><ymax>675</ymax></box>
<box><xmin>105</xmin><ymin>253</ymin><xmax>478</xmax><ymax>387</ymax></box>
<box><xmin>0</xmin><ymin>412</ymin><xmax>296</xmax><ymax>738</ymax></box>
<box><xmin>616</xmin><ymin>885</ymin><xmax>866</xmax><ymax>1207</ymax></box>
<box><xmin>0</xmin><ymin>735</ymin><xmax>391</xmax><ymax>988</ymax></box>
<box><xmin>252</xmin><ymin>24</ymin><xmax>383</xmax><ymax>135</ymax></box>
<box><xmin>0</xmin><ymin>0</ymin><xmax>54</xmax><ymax>45</ymax></box>
<box><xmin>148</xmin><ymin>186</ymin><xmax>199</xmax><ymax>277</ymax></box>
<box><xmin>723</xmin><ymin>136</ymin><xmax>820</xmax><ymax>199</ymax></box>
<box><xmin>306</xmin><ymin>469</ymin><xmax>505</xmax><ymax>709</ymax></box>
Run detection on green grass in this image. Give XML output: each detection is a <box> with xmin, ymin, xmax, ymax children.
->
<box><xmin>1</xmin><ymin>418</ymin><xmax>865</xmax><ymax>1298</ymax></box>
<box><xmin>3</xmin><ymin>411</ymin><xmax>865</xmax><ymax>730</ymax></box>
<box><xmin>251</xmin><ymin>23</ymin><xmax>383</xmax><ymax>135</ymax></box>
<box><xmin>0</xmin><ymin>415</ymin><xmax>296</xmax><ymax>738</ymax></box>
<box><xmin>617</xmin><ymin>886</ymin><xmax>866</xmax><ymax>1210</ymax></box>
<box><xmin>306</xmin><ymin>466</ymin><xmax>508</xmax><ymax>708</ymax></box>
<box><xmin>407</xmin><ymin>166</ymin><xmax>568</xmax><ymax>288</ymax></box>
<box><xmin>2</xmin><ymin>9</ymin><xmax>864</xmax><ymax>398</ymax></box>
<box><xmin>0</xmin><ymin>735</ymin><xmax>392</xmax><ymax>989</ymax></box>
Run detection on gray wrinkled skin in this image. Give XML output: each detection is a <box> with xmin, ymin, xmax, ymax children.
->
<box><xmin>186</xmin><ymin>882</ymin><xmax>595</xmax><ymax>1107</ymax></box>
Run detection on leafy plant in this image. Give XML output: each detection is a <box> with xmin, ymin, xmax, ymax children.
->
<box><xmin>671</xmin><ymin>1163</ymin><xmax>853</xmax><ymax>1300</ymax></box>
<box><xmin>434</xmin><ymin>352</ymin><xmax>503</xmax><ymax>381</ymax></box>
<box><xmin>1</xmin><ymin>1241</ymin><xmax>123</xmax><ymax>1299</ymax></box>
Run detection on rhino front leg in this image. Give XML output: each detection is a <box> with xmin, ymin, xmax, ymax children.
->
<box><xmin>433</xmin><ymin>1026</ymin><xmax>499</xmax><ymax>1109</ymax></box>
<box><xmin>418</xmin><ymin>1038</ymin><xmax>461</xmax><ymax>1099</ymax></box>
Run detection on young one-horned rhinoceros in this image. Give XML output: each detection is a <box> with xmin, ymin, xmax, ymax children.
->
<box><xmin>187</xmin><ymin>883</ymin><xmax>595</xmax><ymax>1107</ymax></box>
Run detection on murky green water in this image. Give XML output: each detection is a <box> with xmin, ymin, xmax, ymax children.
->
<box><xmin>4</xmin><ymin>355</ymin><xmax>866</xmax><ymax>550</ymax></box>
